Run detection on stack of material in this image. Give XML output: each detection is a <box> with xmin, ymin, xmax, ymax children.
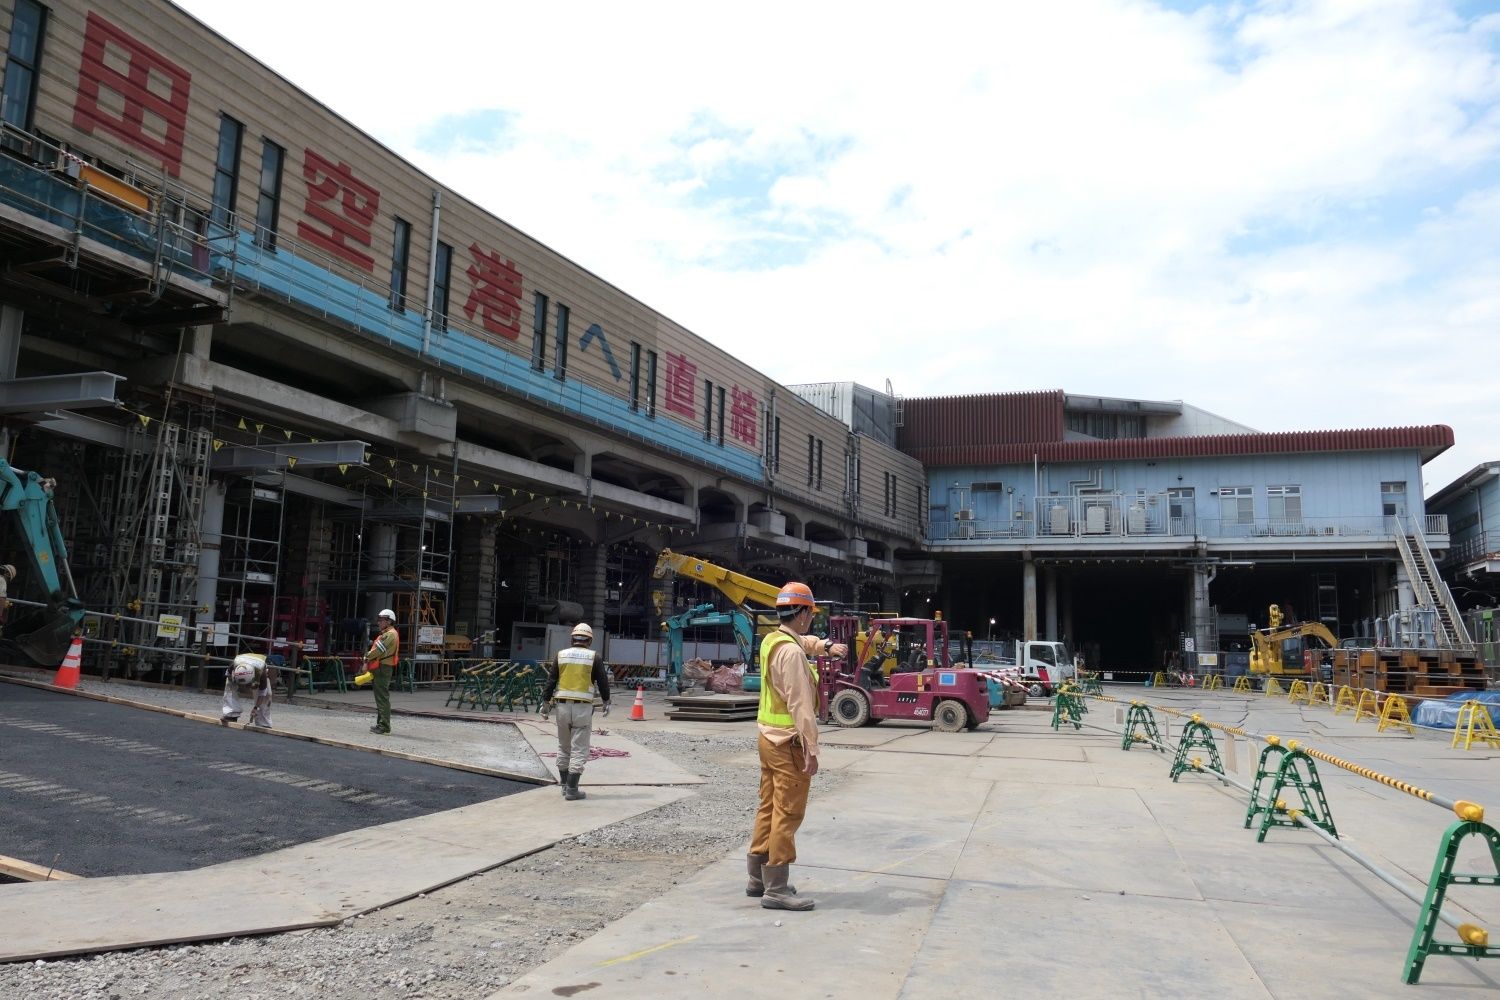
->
<box><xmin>665</xmin><ymin>691</ymin><xmax>760</xmax><ymax>721</ymax></box>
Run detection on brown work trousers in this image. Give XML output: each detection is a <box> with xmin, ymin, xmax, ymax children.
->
<box><xmin>749</xmin><ymin>734</ymin><xmax>812</xmax><ymax>867</ymax></box>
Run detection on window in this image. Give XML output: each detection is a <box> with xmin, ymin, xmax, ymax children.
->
<box><xmin>629</xmin><ymin>342</ymin><xmax>641</xmax><ymax>410</ymax></box>
<box><xmin>807</xmin><ymin>435</ymin><xmax>824</xmax><ymax>490</ymax></box>
<box><xmin>972</xmin><ymin>481</ymin><xmax>1005</xmax><ymax>493</ymax></box>
<box><xmin>531</xmin><ymin>292</ymin><xmax>548</xmax><ymax>370</ymax></box>
<box><xmin>1267</xmin><ymin>485</ymin><xmax>1301</xmax><ymax>523</ymax></box>
<box><xmin>716</xmin><ymin>385</ymin><xmax>725</xmax><ymax>446</ymax></box>
<box><xmin>1</xmin><ymin>0</ymin><xmax>46</xmax><ymax>136</ymax></box>
<box><xmin>253</xmin><ymin>139</ymin><xmax>284</xmax><ymax>250</ymax></box>
<box><xmin>1219</xmin><ymin>485</ymin><xmax>1253</xmax><ymax>525</ymax></box>
<box><xmin>1381</xmin><ymin>481</ymin><xmax>1407</xmax><ymax>518</ymax></box>
<box><xmin>431</xmin><ymin>241</ymin><xmax>452</xmax><ymax>331</ymax></box>
<box><xmin>764</xmin><ymin>413</ymin><xmax>781</xmax><ymax>472</ymax></box>
<box><xmin>645</xmin><ymin>350</ymin><xmax>657</xmax><ymax>417</ymax></box>
<box><xmin>210</xmin><ymin>114</ymin><xmax>243</xmax><ymax>229</ymax></box>
<box><xmin>553</xmin><ymin>303</ymin><xmax>569</xmax><ymax>380</ymax></box>
<box><xmin>703</xmin><ymin>379</ymin><xmax>714</xmax><ymax>440</ymax></box>
<box><xmin>388</xmin><ymin>217</ymin><xmax>410</xmax><ymax>311</ymax></box>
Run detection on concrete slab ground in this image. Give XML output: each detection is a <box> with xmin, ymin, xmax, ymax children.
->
<box><xmin>496</xmin><ymin>685</ymin><xmax>1500</xmax><ymax>999</ymax></box>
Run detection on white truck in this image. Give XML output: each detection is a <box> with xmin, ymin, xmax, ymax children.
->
<box><xmin>975</xmin><ymin>640</ymin><xmax>1075</xmax><ymax>695</ymax></box>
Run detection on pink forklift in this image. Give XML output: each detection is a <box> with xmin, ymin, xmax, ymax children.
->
<box><xmin>819</xmin><ymin>616</ymin><xmax>991</xmax><ymax>732</ymax></box>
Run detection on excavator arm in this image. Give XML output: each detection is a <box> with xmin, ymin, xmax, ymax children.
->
<box><xmin>1248</xmin><ymin>618</ymin><xmax>1338</xmax><ymax>676</ymax></box>
<box><xmin>0</xmin><ymin>460</ymin><xmax>85</xmax><ymax>665</ymax></box>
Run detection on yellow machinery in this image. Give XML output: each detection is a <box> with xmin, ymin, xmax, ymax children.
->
<box><xmin>1248</xmin><ymin>604</ymin><xmax>1338</xmax><ymax>676</ymax></box>
<box><xmin>651</xmin><ymin>549</ymin><xmax>906</xmax><ymax>682</ymax></box>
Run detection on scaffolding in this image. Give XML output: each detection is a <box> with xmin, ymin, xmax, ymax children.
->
<box><xmin>324</xmin><ymin>464</ymin><xmax>455</xmax><ymax>680</ymax></box>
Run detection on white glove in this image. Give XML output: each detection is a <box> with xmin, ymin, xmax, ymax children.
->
<box><xmin>601</xmin><ymin>703</ymin><xmax>610</xmax><ymax>717</ymax></box>
<box><xmin>540</xmin><ymin>701</ymin><xmax>551</xmax><ymax>720</ymax></box>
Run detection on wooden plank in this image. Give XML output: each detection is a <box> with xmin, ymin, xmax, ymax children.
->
<box><xmin>0</xmin><ymin>855</ymin><xmax>81</xmax><ymax>882</ymax></box>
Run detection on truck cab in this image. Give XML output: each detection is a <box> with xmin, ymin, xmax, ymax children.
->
<box><xmin>1013</xmin><ymin>640</ymin><xmax>1073</xmax><ymax>696</ymax></box>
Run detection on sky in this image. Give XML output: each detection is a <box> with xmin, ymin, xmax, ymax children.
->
<box><xmin>173</xmin><ymin>0</ymin><xmax>1500</xmax><ymax>496</ymax></box>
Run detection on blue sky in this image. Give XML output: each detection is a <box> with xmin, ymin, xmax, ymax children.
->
<box><xmin>177</xmin><ymin>0</ymin><xmax>1500</xmax><ymax>494</ymax></box>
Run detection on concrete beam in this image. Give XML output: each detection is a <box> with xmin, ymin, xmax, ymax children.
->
<box><xmin>452</xmin><ymin>440</ymin><xmax>584</xmax><ymax>494</ymax></box>
<box><xmin>212</xmin><ymin>440</ymin><xmax>370</xmax><ymax>473</ymax></box>
<box><xmin>0</xmin><ymin>371</ymin><xmax>124</xmax><ymax>415</ymax></box>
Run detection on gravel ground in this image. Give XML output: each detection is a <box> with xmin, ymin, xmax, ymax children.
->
<box><xmin>0</xmin><ymin>674</ymin><xmax>843</xmax><ymax>999</ymax></box>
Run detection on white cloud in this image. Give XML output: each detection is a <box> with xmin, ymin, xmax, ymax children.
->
<box><xmin>174</xmin><ymin>0</ymin><xmax>1500</xmax><ymax>491</ymax></box>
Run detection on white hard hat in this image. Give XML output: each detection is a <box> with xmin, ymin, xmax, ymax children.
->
<box><xmin>571</xmin><ymin>622</ymin><xmax>594</xmax><ymax>640</ymax></box>
<box><xmin>0</xmin><ymin>564</ymin><xmax>14</xmax><ymax>580</ymax></box>
<box><xmin>231</xmin><ymin>653</ymin><xmax>260</xmax><ymax>685</ymax></box>
<box><xmin>377</xmin><ymin>609</ymin><xmax>396</xmax><ymax>621</ymax></box>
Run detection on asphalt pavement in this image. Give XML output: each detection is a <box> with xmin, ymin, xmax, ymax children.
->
<box><xmin>0</xmin><ymin>682</ymin><xmax>527</xmax><ymax>877</ymax></box>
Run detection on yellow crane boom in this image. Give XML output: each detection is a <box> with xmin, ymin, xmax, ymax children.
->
<box><xmin>652</xmin><ymin>549</ymin><xmax>783</xmax><ymax>610</ymax></box>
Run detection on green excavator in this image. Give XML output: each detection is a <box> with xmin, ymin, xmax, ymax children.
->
<box><xmin>0</xmin><ymin>459</ymin><xmax>85</xmax><ymax>666</ymax></box>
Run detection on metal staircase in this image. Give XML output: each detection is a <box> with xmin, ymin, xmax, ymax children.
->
<box><xmin>1393</xmin><ymin>527</ymin><xmax>1471</xmax><ymax>646</ymax></box>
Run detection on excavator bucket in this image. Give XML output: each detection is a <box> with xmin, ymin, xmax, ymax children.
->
<box><xmin>1</xmin><ymin>599</ymin><xmax>83</xmax><ymax>667</ymax></box>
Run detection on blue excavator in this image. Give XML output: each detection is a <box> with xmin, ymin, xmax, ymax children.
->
<box><xmin>0</xmin><ymin>459</ymin><xmax>86</xmax><ymax>666</ymax></box>
<box><xmin>659</xmin><ymin>601</ymin><xmax>755</xmax><ymax>695</ymax></box>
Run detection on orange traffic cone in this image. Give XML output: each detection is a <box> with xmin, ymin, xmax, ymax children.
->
<box><xmin>53</xmin><ymin>635</ymin><xmax>83</xmax><ymax>690</ymax></box>
<box><xmin>629</xmin><ymin>685</ymin><xmax>645</xmax><ymax>721</ymax></box>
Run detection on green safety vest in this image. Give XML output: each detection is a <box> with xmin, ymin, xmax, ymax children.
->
<box><xmin>758</xmin><ymin>630</ymin><xmax>819</xmax><ymax>727</ymax></box>
<box><xmin>554</xmin><ymin>646</ymin><xmax>597</xmax><ymax>702</ymax></box>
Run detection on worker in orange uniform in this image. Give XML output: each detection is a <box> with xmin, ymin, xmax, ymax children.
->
<box><xmin>746</xmin><ymin>581</ymin><xmax>847</xmax><ymax>911</ymax></box>
<box><xmin>353</xmin><ymin>609</ymin><xmax>399</xmax><ymax>735</ymax></box>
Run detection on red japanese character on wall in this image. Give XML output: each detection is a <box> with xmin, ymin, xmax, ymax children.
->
<box><xmin>663</xmin><ymin>352</ymin><xmax>697</xmax><ymax>419</ymax></box>
<box><xmin>71</xmin><ymin>12</ymin><xmax>192</xmax><ymax>177</ymax></box>
<box><xmin>729</xmin><ymin>386</ymin><xmax>758</xmax><ymax>446</ymax></box>
<box><xmin>462</xmin><ymin>243</ymin><xmax>524</xmax><ymax>340</ymax></box>
<box><xmin>296</xmin><ymin>150</ymin><xmax>381</xmax><ymax>272</ymax></box>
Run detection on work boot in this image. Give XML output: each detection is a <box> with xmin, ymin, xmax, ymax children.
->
<box><xmin>562</xmin><ymin>772</ymin><xmax>585</xmax><ymax>801</ymax></box>
<box><xmin>760</xmin><ymin>864</ymin><xmax>813</xmax><ymax>911</ymax></box>
<box><xmin>746</xmin><ymin>854</ymin><xmax>797</xmax><ymax>897</ymax></box>
<box><xmin>369</xmin><ymin>725</ymin><xmax>389</xmax><ymax>735</ymax></box>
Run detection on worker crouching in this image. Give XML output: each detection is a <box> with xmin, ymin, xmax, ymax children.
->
<box><xmin>747</xmin><ymin>581</ymin><xmax>847</xmax><ymax>911</ymax></box>
<box><xmin>541</xmin><ymin>622</ymin><xmax>611</xmax><ymax>801</ymax></box>
<box><xmin>221</xmin><ymin>652</ymin><xmax>273</xmax><ymax>728</ymax></box>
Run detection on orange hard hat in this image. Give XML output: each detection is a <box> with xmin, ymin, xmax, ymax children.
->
<box><xmin>776</xmin><ymin>582</ymin><xmax>816</xmax><ymax>609</ymax></box>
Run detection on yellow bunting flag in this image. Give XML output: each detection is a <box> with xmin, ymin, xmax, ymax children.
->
<box><xmin>212</xmin><ymin>439</ymin><xmax>223</xmax><ymax>451</ymax></box>
<box><xmin>237</xmin><ymin>417</ymin><xmax>247</xmax><ymax>430</ymax></box>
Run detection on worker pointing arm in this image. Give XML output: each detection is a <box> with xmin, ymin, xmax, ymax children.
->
<box><xmin>745</xmin><ymin>581</ymin><xmax>844</xmax><ymax>913</ymax></box>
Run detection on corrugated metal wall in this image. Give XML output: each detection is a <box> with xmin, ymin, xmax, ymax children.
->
<box><xmin>899</xmin><ymin>391</ymin><xmax>1065</xmax><ymax>456</ymax></box>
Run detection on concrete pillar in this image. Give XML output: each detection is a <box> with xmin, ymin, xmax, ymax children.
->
<box><xmin>1191</xmin><ymin>564</ymin><xmax>1214</xmax><ymax>660</ymax></box>
<box><xmin>1022</xmin><ymin>556</ymin><xmax>1037</xmax><ymax>642</ymax></box>
<box><xmin>1044</xmin><ymin>567</ymin><xmax>1058</xmax><ymax>641</ymax></box>
<box><xmin>0</xmin><ymin>304</ymin><xmax>20</xmax><ymax>456</ymax></box>
<box><xmin>189</xmin><ymin>324</ymin><xmax>213</xmax><ymax>358</ymax></box>
<box><xmin>0</xmin><ymin>303</ymin><xmax>20</xmax><ymax>379</ymax></box>
<box><xmin>453</xmin><ymin>516</ymin><xmax>498</xmax><ymax>642</ymax></box>
<box><xmin>195</xmin><ymin>484</ymin><xmax>226</xmax><ymax>621</ymax></box>
<box><xmin>1395</xmin><ymin>565</ymin><xmax>1415</xmax><ymax>611</ymax></box>
<box><xmin>577</xmin><ymin>544</ymin><xmax>608</xmax><ymax>635</ymax></box>
<box><xmin>1061</xmin><ymin>579</ymin><xmax>1074</xmax><ymax>649</ymax></box>
<box><xmin>366</xmin><ymin>525</ymin><xmax>397</xmax><ymax>619</ymax></box>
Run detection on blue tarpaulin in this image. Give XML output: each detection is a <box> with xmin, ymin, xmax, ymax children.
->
<box><xmin>1412</xmin><ymin>690</ymin><xmax>1500</xmax><ymax>729</ymax></box>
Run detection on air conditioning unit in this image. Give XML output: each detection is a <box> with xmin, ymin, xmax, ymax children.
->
<box><xmin>954</xmin><ymin>509</ymin><xmax>975</xmax><ymax>521</ymax></box>
<box><xmin>1126</xmin><ymin>505</ymin><xmax>1146</xmax><ymax>534</ymax></box>
<box><xmin>1085</xmin><ymin>506</ymin><xmax>1109</xmax><ymax>534</ymax></box>
<box><xmin>1049</xmin><ymin>506</ymin><xmax>1070</xmax><ymax>535</ymax></box>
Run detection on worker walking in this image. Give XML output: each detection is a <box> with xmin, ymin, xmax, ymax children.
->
<box><xmin>353</xmin><ymin>609</ymin><xmax>399</xmax><ymax>735</ymax></box>
<box><xmin>540</xmin><ymin>622</ymin><xmax>611</xmax><ymax>801</ymax></box>
<box><xmin>221</xmin><ymin>651</ymin><xmax>274</xmax><ymax>728</ymax></box>
<box><xmin>747</xmin><ymin>581</ymin><xmax>847</xmax><ymax>911</ymax></box>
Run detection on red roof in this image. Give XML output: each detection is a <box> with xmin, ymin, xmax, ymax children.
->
<box><xmin>899</xmin><ymin>393</ymin><xmax>1452</xmax><ymax>464</ymax></box>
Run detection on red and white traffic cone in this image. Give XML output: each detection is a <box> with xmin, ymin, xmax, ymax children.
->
<box><xmin>629</xmin><ymin>685</ymin><xmax>645</xmax><ymax>721</ymax></box>
<box><xmin>53</xmin><ymin>635</ymin><xmax>83</xmax><ymax>690</ymax></box>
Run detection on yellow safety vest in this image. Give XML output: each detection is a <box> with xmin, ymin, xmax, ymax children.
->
<box><xmin>554</xmin><ymin>646</ymin><xmax>597</xmax><ymax>702</ymax></box>
<box><xmin>758</xmin><ymin>630</ymin><xmax>819</xmax><ymax>727</ymax></box>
